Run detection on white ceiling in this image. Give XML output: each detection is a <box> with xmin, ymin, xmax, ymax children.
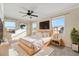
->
<box><xmin>4</xmin><ymin>3</ymin><xmax>79</xmax><ymax>21</ymax></box>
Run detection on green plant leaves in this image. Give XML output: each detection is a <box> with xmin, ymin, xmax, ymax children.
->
<box><xmin>71</xmin><ymin>28</ymin><xmax>79</xmax><ymax>44</ymax></box>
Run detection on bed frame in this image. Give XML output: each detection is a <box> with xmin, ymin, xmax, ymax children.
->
<box><xmin>36</xmin><ymin>29</ymin><xmax>53</xmax><ymax>36</ymax></box>
<box><xmin>17</xmin><ymin>29</ymin><xmax>52</xmax><ymax>56</ymax></box>
<box><xmin>18</xmin><ymin>38</ymin><xmax>51</xmax><ymax>56</ymax></box>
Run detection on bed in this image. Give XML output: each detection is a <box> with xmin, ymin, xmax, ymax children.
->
<box><xmin>18</xmin><ymin>30</ymin><xmax>52</xmax><ymax>56</ymax></box>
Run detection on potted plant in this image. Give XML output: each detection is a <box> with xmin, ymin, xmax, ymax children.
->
<box><xmin>71</xmin><ymin>28</ymin><xmax>79</xmax><ymax>52</ymax></box>
<box><xmin>20</xmin><ymin>24</ymin><xmax>26</xmax><ymax>29</ymax></box>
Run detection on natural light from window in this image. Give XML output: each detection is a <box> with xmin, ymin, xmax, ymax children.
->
<box><xmin>32</xmin><ymin>22</ymin><xmax>37</xmax><ymax>30</ymax></box>
<box><xmin>4</xmin><ymin>21</ymin><xmax>16</xmax><ymax>29</ymax></box>
<box><xmin>52</xmin><ymin>17</ymin><xmax>64</xmax><ymax>33</ymax></box>
<box><xmin>52</xmin><ymin>17</ymin><xmax>64</xmax><ymax>28</ymax></box>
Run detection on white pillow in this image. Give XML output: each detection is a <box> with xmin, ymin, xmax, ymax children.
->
<box><xmin>43</xmin><ymin>32</ymin><xmax>49</xmax><ymax>37</ymax></box>
<box><xmin>36</xmin><ymin>32</ymin><xmax>42</xmax><ymax>38</ymax></box>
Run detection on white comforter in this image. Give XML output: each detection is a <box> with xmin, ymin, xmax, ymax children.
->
<box><xmin>21</xmin><ymin>36</ymin><xmax>51</xmax><ymax>48</ymax></box>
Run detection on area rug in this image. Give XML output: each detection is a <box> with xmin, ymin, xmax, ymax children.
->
<box><xmin>9</xmin><ymin>48</ymin><xmax>19</xmax><ymax>56</ymax></box>
<box><xmin>10</xmin><ymin>43</ymin><xmax>54</xmax><ymax>56</ymax></box>
<box><xmin>34</xmin><ymin>47</ymin><xmax>54</xmax><ymax>56</ymax></box>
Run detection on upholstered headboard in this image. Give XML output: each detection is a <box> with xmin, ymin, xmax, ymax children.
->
<box><xmin>32</xmin><ymin>29</ymin><xmax>53</xmax><ymax>38</ymax></box>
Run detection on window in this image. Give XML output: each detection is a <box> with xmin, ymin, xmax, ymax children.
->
<box><xmin>52</xmin><ymin>17</ymin><xmax>64</xmax><ymax>33</ymax></box>
<box><xmin>52</xmin><ymin>17</ymin><xmax>64</xmax><ymax>27</ymax></box>
<box><xmin>32</xmin><ymin>22</ymin><xmax>37</xmax><ymax>34</ymax></box>
<box><xmin>4</xmin><ymin>21</ymin><xmax>16</xmax><ymax>29</ymax></box>
<box><xmin>32</xmin><ymin>22</ymin><xmax>37</xmax><ymax>32</ymax></box>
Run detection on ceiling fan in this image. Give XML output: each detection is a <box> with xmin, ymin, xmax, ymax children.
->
<box><xmin>19</xmin><ymin>7</ymin><xmax>38</xmax><ymax>19</ymax></box>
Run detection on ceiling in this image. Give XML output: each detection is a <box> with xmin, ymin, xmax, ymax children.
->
<box><xmin>4</xmin><ymin>3</ymin><xmax>79</xmax><ymax>21</ymax></box>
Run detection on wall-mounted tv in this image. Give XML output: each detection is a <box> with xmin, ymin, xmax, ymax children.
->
<box><xmin>39</xmin><ymin>21</ymin><xmax>50</xmax><ymax>29</ymax></box>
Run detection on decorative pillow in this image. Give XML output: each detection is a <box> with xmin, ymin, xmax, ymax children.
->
<box><xmin>42</xmin><ymin>32</ymin><xmax>49</xmax><ymax>37</ymax></box>
<box><xmin>36</xmin><ymin>32</ymin><xmax>42</xmax><ymax>38</ymax></box>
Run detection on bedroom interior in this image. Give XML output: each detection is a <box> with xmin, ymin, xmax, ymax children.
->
<box><xmin>0</xmin><ymin>3</ymin><xmax>79</xmax><ymax>56</ymax></box>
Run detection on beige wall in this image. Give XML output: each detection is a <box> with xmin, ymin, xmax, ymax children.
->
<box><xmin>64</xmin><ymin>7</ymin><xmax>79</xmax><ymax>47</ymax></box>
<box><xmin>36</xmin><ymin>7</ymin><xmax>79</xmax><ymax>47</ymax></box>
<box><xmin>27</xmin><ymin>21</ymin><xmax>32</xmax><ymax>36</ymax></box>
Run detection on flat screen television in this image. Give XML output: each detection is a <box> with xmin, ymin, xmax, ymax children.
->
<box><xmin>39</xmin><ymin>21</ymin><xmax>50</xmax><ymax>29</ymax></box>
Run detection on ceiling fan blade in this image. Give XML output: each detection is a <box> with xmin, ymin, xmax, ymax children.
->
<box><xmin>19</xmin><ymin>11</ymin><xmax>26</xmax><ymax>14</ymax></box>
<box><xmin>31</xmin><ymin>11</ymin><xmax>34</xmax><ymax>13</ymax></box>
<box><xmin>28</xmin><ymin>10</ymin><xmax>31</xmax><ymax>13</ymax></box>
<box><xmin>31</xmin><ymin>15</ymin><xmax>38</xmax><ymax>17</ymax></box>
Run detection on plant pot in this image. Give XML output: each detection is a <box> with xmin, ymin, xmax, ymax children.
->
<box><xmin>72</xmin><ymin>44</ymin><xmax>79</xmax><ymax>52</ymax></box>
